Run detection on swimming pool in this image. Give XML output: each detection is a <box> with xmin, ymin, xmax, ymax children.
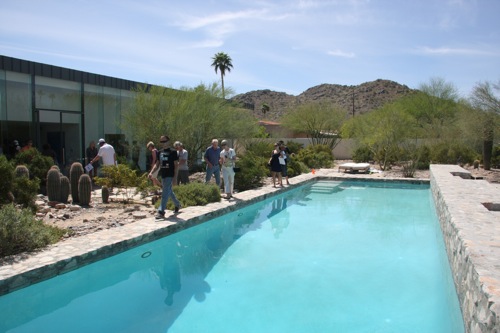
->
<box><xmin>0</xmin><ymin>180</ymin><xmax>464</xmax><ymax>332</ymax></box>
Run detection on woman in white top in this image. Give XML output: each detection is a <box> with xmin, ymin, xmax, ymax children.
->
<box><xmin>219</xmin><ymin>140</ymin><xmax>236</xmax><ymax>199</ymax></box>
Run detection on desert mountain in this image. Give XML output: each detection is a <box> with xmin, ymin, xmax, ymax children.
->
<box><xmin>231</xmin><ymin>79</ymin><xmax>414</xmax><ymax>121</ymax></box>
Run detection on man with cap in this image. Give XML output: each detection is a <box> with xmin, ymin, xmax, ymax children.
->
<box><xmin>90</xmin><ymin>138</ymin><xmax>116</xmax><ymax>167</ymax></box>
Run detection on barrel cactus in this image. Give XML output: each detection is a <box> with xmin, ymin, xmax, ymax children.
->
<box><xmin>78</xmin><ymin>174</ymin><xmax>92</xmax><ymax>206</ymax></box>
<box><xmin>46</xmin><ymin>168</ymin><xmax>61</xmax><ymax>202</ymax></box>
<box><xmin>102</xmin><ymin>185</ymin><xmax>109</xmax><ymax>204</ymax></box>
<box><xmin>14</xmin><ymin>165</ymin><xmax>30</xmax><ymax>178</ymax></box>
<box><xmin>60</xmin><ymin>175</ymin><xmax>70</xmax><ymax>203</ymax></box>
<box><xmin>70</xmin><ymin>162</ymin><xmax>84</xmax><ymax>203</ymax></box>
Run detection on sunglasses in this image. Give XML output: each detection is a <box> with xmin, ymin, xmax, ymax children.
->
<box><xmin>160</xmin><ymin>140</ymin><xmax>168</xmax><ymax>143</ymax></box>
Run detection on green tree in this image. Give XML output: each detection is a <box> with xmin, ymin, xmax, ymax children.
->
<box><xmin>282</xmin><ymin>101</ymin><xmax>348</xmax><ymax>149</ymax></box>
<box><xmin>469</xmin><ymin>80</ymin><xmax>500</xmax><ymax>170</ymax></box>
<box><xmin>123</xmin><ymin>83</ymin><xmax>259</xmax><ymax>168</ymax></box>
<box><xmin>211</xmin><ymin>52</ymin><xmax>233</xmax><ymax>99</ymax></box>
<box><xmin>342</xmin><ymin>103</ymin><xmax>419</xmax><ymax>171</ymax></box>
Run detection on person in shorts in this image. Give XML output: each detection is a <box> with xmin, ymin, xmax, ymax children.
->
<box><xmin>147</xmin><ymin>141</ymin><xmax>162</xmax><ymax>188</ymax></box>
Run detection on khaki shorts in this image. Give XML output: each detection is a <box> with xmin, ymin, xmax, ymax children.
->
<box><xmin>151</xmin><ymin>168</ymin><xmax>159</xmax><ymax>178</ymax></box>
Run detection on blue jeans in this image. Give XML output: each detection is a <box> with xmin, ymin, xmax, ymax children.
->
<box><xmin>205</xmin><ymin>165</ymin><xmax>221</xmax><ymax>186</ymax></box>
<box><xmin>159</xmin><ymin>177</ymin><xmax>180</xmax><ymax>213</ymax></box>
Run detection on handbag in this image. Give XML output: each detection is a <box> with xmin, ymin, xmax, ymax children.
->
<box><xmin>233</xmin><ymin>167</ymin><xmax>241</xmax><ymax>173</ymax></box>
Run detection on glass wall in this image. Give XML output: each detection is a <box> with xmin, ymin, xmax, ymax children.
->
<box><xmin>0</xmin><ymin>65</ymin><xmax>143</xmax><ymax>169</ymax></box>
<box><xmin>0</xmin><ymin>71</ymin><xmax>33</xmax><ymax>157</ymax></box>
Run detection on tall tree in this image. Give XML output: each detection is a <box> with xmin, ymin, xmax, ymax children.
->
<box><xmin>211</xmin><ymin>52</ymin><xmax>233</xmax><ymax>99</ymax></box>
<box><xmin>469</xmin><ymin>80</ymin><xmax>500</xmax><ymax>170</ymax></box>
<box><xmin>282</xmin><ymin>101</ymin><xmax>347</xmax><ymax>149</ymax></box>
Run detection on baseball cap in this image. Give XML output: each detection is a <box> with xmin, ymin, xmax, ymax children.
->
<box><xmin>98</xmin><ymin>138</ymin><xmax>105</xmax><ymax>144</ymax></box>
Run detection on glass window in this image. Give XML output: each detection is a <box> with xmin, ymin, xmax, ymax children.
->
<box><xmin>35</xmin><ymin>77</ymin><xmax>81</xmax><ymax>111</ymax></box>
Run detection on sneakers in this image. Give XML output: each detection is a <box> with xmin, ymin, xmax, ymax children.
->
<box><xmin>174</xmin><ymin>205</ymin><xmax>181</xmax><ymax>213</ymax></box>
<box><xmin>155</xmin><ymin>211</ymin><xmax>165</xmax><ymax>219</ymax></box>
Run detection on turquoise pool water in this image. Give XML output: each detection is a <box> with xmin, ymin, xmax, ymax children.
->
<box><xmin>0</xmin><ymin>180</ymin><xmax>464</xmax><ymax>332</ymax></box>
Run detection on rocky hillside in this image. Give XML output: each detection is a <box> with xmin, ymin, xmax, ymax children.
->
<box><xmin>231</xmin><ymin>79</ymin><xmax>414</xmax><ymax>121</ymax></box>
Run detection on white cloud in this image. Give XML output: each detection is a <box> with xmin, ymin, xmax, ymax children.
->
<box><xmin>417</xmin><ymin>46</ymin><xmax>494</xmax><ymax>56</ymax></box>
<box><xmin>327</xmin><ymin>50</ymin><xmax>355</xmax><ymax>58</ymax></box>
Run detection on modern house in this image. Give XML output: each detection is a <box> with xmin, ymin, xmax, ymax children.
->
<box><xmin>0</xmin><ymin>55</ymin><xmax>145</xmax><ymax>170</ymax></box>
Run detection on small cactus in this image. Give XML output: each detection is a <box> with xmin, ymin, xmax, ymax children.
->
<box><xmin>102</xmin><ymin>185</ymin><xmax>109</xmax><ymax>203</ymax></box>
<box><xmin>46</xmin><ymin>168</ymin><xmax>61</xmax><ymax>202</ymax></box>
<box><xmin>14</xmin><ymin>165</ymin><xmax>30</xmax><ymax>178</ymax></box>
<box><xmin>78</xmin><ymin>174</ymin><xmax>92</xmax><ymax>206</ymax></box>
<box><xmin>60</xmin><ymin>176</ymin><xmax>70</xmax><ymax>203</ymax></box>
<box><xmin>473</xmin><ymin>160</ymin><xmax>480</xmax><ymax>169</ymax></box>
<box><xmin>70</xmin><ymin>162</ymin><xmax>84</xmax><ymax>203</ymax></box>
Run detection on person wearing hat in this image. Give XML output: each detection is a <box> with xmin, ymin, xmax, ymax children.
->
<box><xmin>219</xmin><ymin>139</ymin><xmax>236</xmax><ymax>199</ymax></box>
<box><xmin>90</xmin><ymin>138</ymin><xmax>116</xmax><ymax>168</ymax></box>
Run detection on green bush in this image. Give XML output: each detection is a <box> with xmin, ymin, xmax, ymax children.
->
<box><xmin>491</xmin><ymin>145</ymin><xmax>500</xmax><ymax>169</ymax></box>
<box><xmin>0</xmin><ymin>155</ymin><xmax>14</xmax><ymax>205</ymax></box>
<box><xmin>244</xmin><ymin>141</ymin><xmax>274</xmax><ymax>159</ymax></box>
<box><xmin>286</xmin><ymin>157</ymin><xmax>308</xmax><ymax>177</ymax></box>
<box><xmin>12</xmin><ymin>149</ymin><xmax>54</xmax><ymax>183</ymax></box>
<box><xmin>0</xmin><ymin>204</ymin><xmax>64</xmax><ymax>257</ymax></box>
<box><xmin>429</xmin><ymin>142</ymin><xmax>476</xmax><ymax>165</ymax></box>
<box><xmin>352</xmin><ymin>145</ymin><xmax>373</xmax><ymax>163</ymax></box>
<box><xmin>155</xmin><ymin>182</ymin><xmax>221</xmax><ymax>210</ymax></box>
<box><xmin>284</xmin><ymin>141</ymin><xmax>303</xmax><ymax>155</ymax></box>
<box><xmin>415</xmin><ymin>145</ymin><xmax>431</xmax><ymax>170</ymax></box>
<box><xmin>11</xmin><ymin>176</ymin><xmax>40</xmax><ymax>212</ymax></box>
<box><xmin>235</xmin><ymin>152</ymin><xmax>269</xmax><ymax>191</ymax></box>
<box><xmin>95</xmin><ymin>164</ymin><xmax>144</xmax><ymax>203</ymax></box>
<box><xmin>295</xmin><ymin>144</ymin><xmax>334</xmax><ymax>169</ymax></box>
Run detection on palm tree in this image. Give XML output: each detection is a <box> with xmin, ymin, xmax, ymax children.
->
<box><xmin>211</xmin><ymin>52</ymin><xmax>233</xmax><ymax>99</ymax></box>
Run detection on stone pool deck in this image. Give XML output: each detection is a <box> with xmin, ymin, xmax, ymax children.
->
<box><xmin>0</xmin><ymin>165</ymin><xmax>499</xmax><ymax>332</ymax></box>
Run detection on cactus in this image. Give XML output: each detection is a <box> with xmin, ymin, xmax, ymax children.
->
<box><xmin>46</xmin><ymin>168</ymin><xmax>61</xmax><ymax>202</ymax></box>
<box><xmin>102</xmin><ymin>185</ymin><xmax>109</xmax><ymax>203</ymax></box>
<box><xmin>70</xmin><ymin>162</ymin><xmax>84</xmax><ymax>203</ymax></box>
<box><xmin>60</xmin><ymin>176</ymin><xmax>70</xmax><ymax>203</ymax></box>
<box><xmin>14</xmin><ymin>165</ymin><xmax>30</xmax><ymax>178</ymax></box>
<box><xmin>78</xmin><ymin>174</ymin><xmax>92</xmax><ymax>206</ymax></box>
<box><xmin>473</xmin><ymin>160</ymin><xmax>480</xmax><ymax>169</ymax></box>
<box><xmin>50</xmin><ymin>165</ymin><xmax>60</xmax><ymax>171</ymax></box>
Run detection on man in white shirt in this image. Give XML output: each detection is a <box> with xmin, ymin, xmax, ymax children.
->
<box><xmin>91</xmin><ymin>138</ymin><xmax>116</xmax><ymax>167</ymax></box>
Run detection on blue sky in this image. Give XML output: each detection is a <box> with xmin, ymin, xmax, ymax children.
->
<box><xmin>1</xmin><ymin>0</ymin><xmax>499</xmax><ymax>97</ymax></box>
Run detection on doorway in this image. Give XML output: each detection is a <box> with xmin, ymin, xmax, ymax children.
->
<box><xmin>35</xmin><ymin>109</ymin><xmax>82</xmax><ymax>171</ymax></box>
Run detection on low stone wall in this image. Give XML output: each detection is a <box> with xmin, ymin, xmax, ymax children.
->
<box><xmin>430</xmin><ymin>165</ymin><xmax>499</xmax><ymax>333</ymax></box>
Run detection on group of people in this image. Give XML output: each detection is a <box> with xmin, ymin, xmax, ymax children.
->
<box><xmin>269</xmin><ymin>141</ymin><xmax>291</xmax><ymax>187</ymax></box>
<box><xmin>204</xmin><ymin>139</ymin><xmax>237</xmax><ymax>199</ymax></box>
<box><xmin>87</xmin><ymin>135</ymin><xmax>290</xmax><ymax>220</ymax></box>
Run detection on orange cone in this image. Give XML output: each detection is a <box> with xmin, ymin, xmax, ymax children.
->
<box><xmin>312</xmin><ymin>169</ymin><xmax>316</xmax><ymax>174</ymax></box>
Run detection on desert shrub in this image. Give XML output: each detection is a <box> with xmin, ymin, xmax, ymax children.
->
<box><xmin>235</xmin><ymin>152</ymin><xmax>269</xmax><ymax>191</ymax></box>
<box><xmin>244</xmin><ymin>141</ymin><xmax>274</xmax><ymax>159</ymax></box>
<box><xmin>415</xmin><ymin>145</ymin><xmax>431</xmax><ymax>170</ymax></box>
<box><xmin>95</xmin><ymin>164</ymin><xmax>144</xmax><ymax>203</ymax></box>
<box><xmin>429</xmin><ymin>142</ymin><xmax>476</xmax><ymax>165</ymax></box>
<box><xmin>284</xmin><ymin>141</ymin><xmax>304</xmax><ymax>155</ymax></box>
<box><xmin>286</xmin><ymin>157</ymin><xmax>309</xmax><ymax>177</ymax></box>
<box><xmin>11</xmin><ymin>176</ymin><xmax>40</xmax><ymax>211</ymax></box>
<box><xmin>491</xmin><ymin>145</ymin><xmax>500</xmax><ymax>168</ymax></box>
<box><xmin>156</xmin><ymin>182</ymin><xmax>221</xmax><ymax>210</ymax></box>
<box><xmin>0</xmin><ymin>155</ymin><xmax>14</xmax><ymax>205</ymax></box>
<box><xmin>0</xmin><ymin>204</ymin><xmax>64</xmax><ymax>257</ymax></box>
<box><xmin>295</xmin><ymin>144</ymin><xmax>334</xmax><ymax>169</ymax></box>
<box><xmin>352</xmin><ymin>145</ymin><xmax>373</xmax><ymax>163</ymax></box>
<box><xmin>12</xmin><ymin>149</ymin><xmax>54</xmax><ymax>183</ymax></box>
